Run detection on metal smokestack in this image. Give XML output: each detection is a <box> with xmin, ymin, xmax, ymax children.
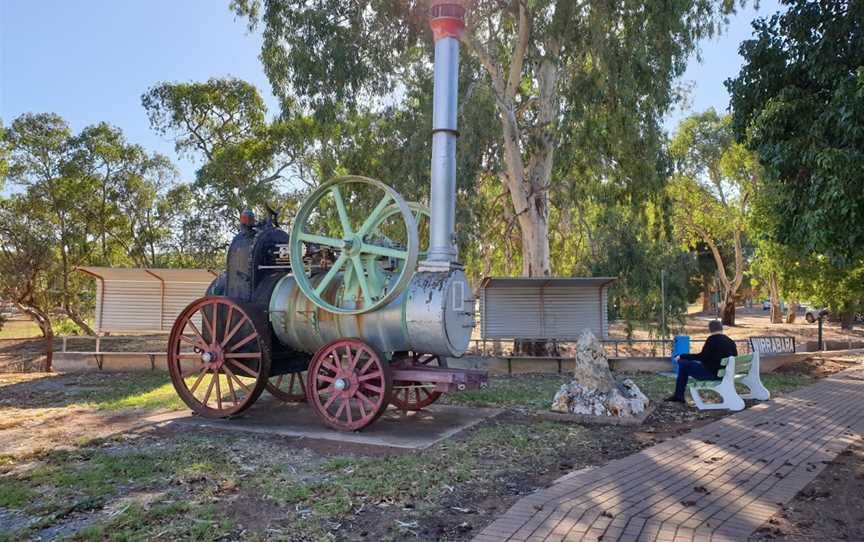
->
<box><xmin>425</xmin><ymin>0</ymin><xmax>465</xmax><ymax>268</ymax></box>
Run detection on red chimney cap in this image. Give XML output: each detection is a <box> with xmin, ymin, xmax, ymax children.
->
<box><xmin>430</xmin><ymin>0</ymin><xmax>465</xmax><ymax>41</ymax></box>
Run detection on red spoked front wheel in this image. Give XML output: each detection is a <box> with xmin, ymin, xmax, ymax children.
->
<box><xmin>306</xmin><ymin>338</ymin><xmax>392</xmax><ymax>431</ymax></box>
<box><xmin>390</xmin><ymin>353</ymin><xmax>446</xmax><ymax>412</ymax></box>
<box><xmin>167</xmin><ymin>297</ymin><xmax>271</xmax><ymax>418</ymax></box>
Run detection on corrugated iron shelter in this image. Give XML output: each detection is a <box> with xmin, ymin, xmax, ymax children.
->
<box><xmin>77</xmin><ymin>267</ymin><xmax>218</xmax><ymax>333</ymax></box>
<box><xmin>479</xmin><ymin>277</ymin><xmax>617</xmax><ymax>340</ymax></box>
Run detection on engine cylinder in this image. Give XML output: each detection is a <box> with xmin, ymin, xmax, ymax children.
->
<box><xmin>269</xmin><ymin>270</ymin><xmax>474</xmax><ymax>357</ymax></box>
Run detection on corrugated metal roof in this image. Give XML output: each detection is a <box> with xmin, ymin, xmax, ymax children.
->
<box><xmin>480</xmin><ymin>276</ymin><xmax>617</xmax><ymax>289</ymax></box>
<box><xmin>77</xmin><ymin>267</ymin><xmax>217</xmax><ymax>282</ymax></box>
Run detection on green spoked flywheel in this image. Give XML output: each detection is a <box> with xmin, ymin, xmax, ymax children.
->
<box><xmin>289</xmin><ymin>176</ymin><xmax>419</xmax><ymax>315</ymax></box>
<box><xmin>368</xmin><ymin>201</ymin><xmax>431</xmax><ymax>262</ymax></box>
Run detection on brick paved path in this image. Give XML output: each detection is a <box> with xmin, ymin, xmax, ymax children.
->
<box><xmin>473</xmin><ymin>368</ymin><xmax>864</xmax><ymax>542</ymax></box>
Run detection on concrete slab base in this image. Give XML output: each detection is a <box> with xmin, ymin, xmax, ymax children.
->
<box><xmin>145</xmin><ymin>397</ymin><xmax>502</xmax><ymax>450</ymax></box>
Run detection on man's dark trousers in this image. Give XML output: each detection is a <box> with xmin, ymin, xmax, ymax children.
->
<box><xmin>674</xmin><ymin>360</ymin><xmax>719</xmax><ymax>399</ymax></box>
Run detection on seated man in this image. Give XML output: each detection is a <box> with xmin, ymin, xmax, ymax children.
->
<box><xmin>665</xmin><ymin>320</ymin><xmax>738</xmax><ymax>403</ymax></box>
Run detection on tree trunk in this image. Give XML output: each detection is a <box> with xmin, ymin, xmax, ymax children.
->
<box><xmin>840</xmin><ymin>311</ymin><xmax>855</xmax><ymax>331</ymax></box>
<box><xmin>64</xmin><ymin>306</ymin><xmax>96</xmax><ymax>336</ymax></box>
<box><xmin>720</xmin><ymin>291</ymin><xmax>736</xmax><ymax>325</ymax></box>
<box><xmin>786</xmin><ymin>300</ymin><xmax>799</xmax><ymax>324</ymax></box>
<box><xmin>701</xmin><ymin>278</ymin><xmax>712</xmax><ymax>312</ymax></box>
<box><xmin>15</xmin><ymin>303</ymin><xmax>54</xmax><ymax>372</ymax></box>
<box><xmin>768</xmin><ymin>273</ymin><xmax>783</xmax><ymax>324</ymax></box>
<box><xmin>518</xmin><ymin>208</ymin><xmax>551</xmax><ymax>277</ymax></box>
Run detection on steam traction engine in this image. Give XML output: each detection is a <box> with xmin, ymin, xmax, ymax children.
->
<box><xmin>166</xmin><ymin>1</ymin><xmax>487</xmax><ymax>431</ymax></box>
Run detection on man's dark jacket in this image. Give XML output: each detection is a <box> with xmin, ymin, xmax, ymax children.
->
<box><xmin>679</xmin><ymin>333</ymin><xmax>738</xmax><ymax>378</ymax></box>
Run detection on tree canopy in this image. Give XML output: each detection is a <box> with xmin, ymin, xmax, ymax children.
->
<box><xmin>232</xmin><ymin>0</ymin><xmax>742</xmax><ymax>276</ymax></box>
<box><xmin>726</xmin><ymin>0</ymin><xmax>864</xmax><ymax>264</ymax></box>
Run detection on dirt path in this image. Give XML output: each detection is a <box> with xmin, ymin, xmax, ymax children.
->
<box><xmin>750</xmin><ymin>440</ymin><xmax>864</xmax><ymax>541</ymax></box>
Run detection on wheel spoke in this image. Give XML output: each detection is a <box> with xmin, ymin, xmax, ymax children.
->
<box><xmin>322</xmin><ymin>357</ymin><xmax>340</xmax><ymax>374</ymax></box>
<box><xmin>221</xmin><ymin>315</ymin><xmax>248</xmax><ymax>348</ymax></box>
<box><xmin>215</xmin><ymin>371</ymin><xmax>223</xmax><ymax>410</ymax></box>
<box><xmin>362</xmin><ymin>382</ymin><xmax>383</xmax><ymax>394</ymax></box>
<box><xmin>200</xmin><ymin>308</ymin><xmax>215</xmax><ymax>347</ymax></box>
<box><xmin>358</xmin><ymin>194</ymin><xmax>393</xmax><ymax>236</ymax></box>
<box><xmin>226</xmin><ymin>359</ymin><xmax>259</xmax><ymax>378</ymax></box>
<box><xmin>314</xmin><ymin>253</ymin><xmax>348</xmax><ymax>295</ymax></box>
<box><xmin>316</xmin><ymin>374</ymin><xmax>336</xmax><ymax>383</ymax></box>
<box><xmin>298</xmin><ymin>232</ymin><xmax>342</xmax><ymax>248</ymax></box>
<box><xmin>180</xmin><ymin>334</ymin><xmax>207</xmax><ymax>350</ymax></box>
<box><xmin>202</xmin><ymin>372</ymin><xmax>217</xmax><ymax>405</ymax></box>
<box><xmin>223</xmin><ymin>364</ymin><xmax>250</xmax><ymax>393</ymax></box>
<box><xmin>334</xmin><ymin>398</ymin><xmax>347</xmax><ymax>420</ymax></box>
<box><xmin>359</xmin><ymin>357</ymin><xmax>376</xmax><ymax>375</ymax></box>
<box><xmin>358</xmin><ymin>371</ymin><xmax>382</xmax><ymax>382</ymax></box>
<box><xmin>186</xmin><ymin>321</ymin><xmax>207</xmax><ymax>349</ymax></box>
<box><xmin>224</xmin><ymin>352</ymin><xmax>262</xmax><ymax>360</ymax></box>
<box><xmin>345</xmin><ymin>397</ymin><xmax>353</xmax><ymax>424</ymax></box>
<box><xmin>181</xmin><ymin>363</ymin><xmax>206</xmax><ymax>378</ymax></box>
<box><xmin>342</xmin><ymin>260</ymin><xmax>355</xmax><ymax>293</ymax></box>
<box><xmin>225</xmin><ymin>370</ymin><xmax>239</xmax><ymax>405</ymax></box>
<box><xmin>227</xmin><ymin>330</ymin><xmax>259</xmax><ymax>352</ymax></box>
<box><xmin>347</xmin><ymin>346</ymin><xmax>360</xmax><ymax>370</ymax></box>
<box><xmin>351</xmin><ymin>256</ymin><xmax>373</xmax><ymax>302</ymax></box>
<box><xmin>356</xmin><ymin>389</ymin><xmax>376</xmax><ymax>408</ymax></box>
<box><xmin>331</xmin><ymin>186</ymin><xmax>353</xmax><ymax>236</ymax></box>
<box><xmin>189</xmin><ymin>367</ymin><xmax>209</xmax><ymax>393</ymax></box>
<box><xmin>323</xmin><ymin>392</ymin><xmax>339</xmax><ymax>410</ymax></box>
<box><xmin>223</xmin><ymin>305</ymin><xmax>234</xmax><ymax>344</ymax></box>
<box><xmin>360</xmin><ymin>243</ymin><xmax>409</xmax><ymax>260</ymax></box>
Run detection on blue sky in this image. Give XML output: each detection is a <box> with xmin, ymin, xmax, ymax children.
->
<box><xmin>2</xmin><ymin>0</ymin><xmax>779</xmax><ymax>183</ymax></box>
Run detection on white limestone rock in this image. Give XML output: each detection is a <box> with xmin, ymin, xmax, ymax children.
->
<box><xmin>550</xmin><ymin>330</ymin><xmax>650</xmax><ymax>418</ymax></box>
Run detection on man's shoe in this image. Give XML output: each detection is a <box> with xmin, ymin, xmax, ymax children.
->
<box><xmin>664</xmin><ymin>395</ymin><xmax>685</xmax><ymax>403</ymax></box>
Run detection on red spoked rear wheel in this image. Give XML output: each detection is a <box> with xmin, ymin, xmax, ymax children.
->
<box><xmin>266</xmin><ymin>371</ymin><xmax>307</xmax><ymax>402</ymax></box>
<box><xmin>306</xmin><ymin>338</ymin><xmax>392</xmax><ymax>431</ymax></box>
<box><xmin>390</xmin><ymin>353</ymin><xmax>446</xmax><ymax>411</ymax></box>
<box><xmin>167</xmin><ymin>297</ymin><xmax>271</xmax><ymax>418</ymax></box>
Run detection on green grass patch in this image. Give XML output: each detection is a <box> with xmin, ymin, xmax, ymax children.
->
<box><xmin>247</xmin><ymin>420</ymin><xmax>590</xmax><ymax>521</ymax></box>
<box><xmin>0</xmin><ymin>319</ymin><xmax>41</xmax><ymax>338</ymax></box>
<box><xmin>68</xmin><ymin>373</ymin><xmax>184</xmax><ymax>411</ymax></box>
<box><xmin>444</xmin><ymin>371</ymin><xmax>814</xmax><ymax>411</ymax></box>
<box><xmin>0</xmin><ymin>476</ymin><xmax>36</xmax><ymax>508</ymax></box>
<box><xmin>444</xmin><ymin>374</ymin><xmax>569</xmax><ymax>409</ymax></box>
<box><xmin>70</xmin><ymin>502</ymin><xmax>234</xmax><ymax>542</ymax></box>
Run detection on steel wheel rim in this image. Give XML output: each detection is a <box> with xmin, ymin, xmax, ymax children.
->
<box><xmin>390</xmin><ymin>353</ymin><xmax>444</xmax><ymax>411</ymax></box>
<box><xmin>167</xmin><ymin>297</ymin><xmax>270</xmax><ymax>418</ymax></box>
<box><xmin>289</xmin><ymin>175</ymin><xmax>419</xmax><ymax>315</ymax></box>
<box><xmin>266</xmin><ymin>371</ymin><xmax>307</xmax><ymax>402</ymax></box>
<box><xmin>307</xmin><ymin>339</ymin><xmax>392</xmax><ymax>431</ymax></box>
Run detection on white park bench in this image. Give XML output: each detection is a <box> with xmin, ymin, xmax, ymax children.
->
<box><xmin>688</xmin><ymin>351</ymin><xmax>771</xmax><ymax>411</ymax></box>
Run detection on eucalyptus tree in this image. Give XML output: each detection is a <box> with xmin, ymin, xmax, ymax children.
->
<box><xmin>0</xmin><ymin>191</ymin><xmax>61</xmax><ymax>357</ymax></box>
<box><xmin>4</xmin><ymin>113</ymin><xmax>183</xmax><ymax>334</ymax></box>
<box><xmin>142</xmin><ymin>77</ymin><xmax>310</xmax><ymax>233</ymax></box>
<box><xmin>4</xmin><ymin>113</ymin><xmax>98</xmax><ymax>334</ymax></box>
<box><xmin>231</xmin><ymin>0</ymin><xmax>741</xmax><ymax>276</ymax></box>
<box><xmin>668</xmin><ymin>110</ymin><xmax>760</xmax><ymax>325</ymax></box>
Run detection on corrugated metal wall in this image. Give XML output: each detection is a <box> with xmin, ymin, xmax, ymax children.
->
<box><xmin>162</xmin><ymin>282</ymin><xmax>210</xmax><ymax>331</ymax></box>
<box><xmin>480</xmin><ymin>285</ymin><xmax>607</xmax><ymax>340</ymax></box>
<box><xmin>100</xmin><ymin>280</ymin><xmax>162</xmax><ymax>331</ymax></box>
